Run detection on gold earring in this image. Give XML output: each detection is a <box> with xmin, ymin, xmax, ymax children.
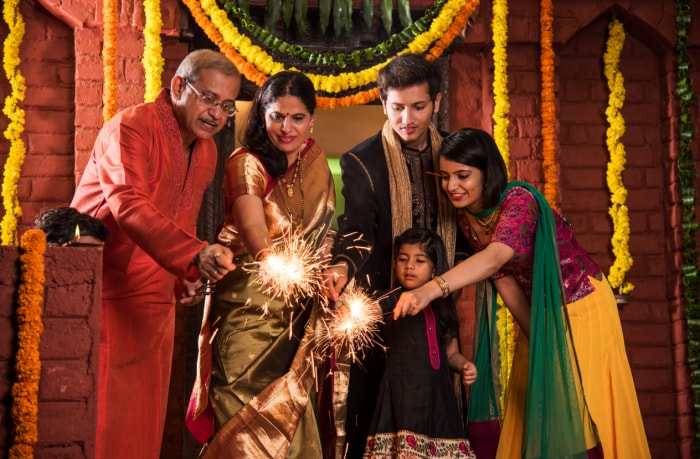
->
<box><xmin>310</xmin><ymin>125</ymin><xmax>314</xmax><ymax>135</ymax></box>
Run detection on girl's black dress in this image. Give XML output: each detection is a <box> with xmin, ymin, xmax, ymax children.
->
<box><xmin>363</xmin><ymin>290</ymin><xmax>476</xmax><ymax>459</ymax></box>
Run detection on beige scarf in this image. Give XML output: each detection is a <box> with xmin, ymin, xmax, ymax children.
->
<box><xmin>381</xmin><ymin>120</ymin><xmax>457</xmax><ymax>282</ymax></box>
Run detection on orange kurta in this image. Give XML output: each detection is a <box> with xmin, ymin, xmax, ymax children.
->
<box><xmin>71</xmin><ymin>89</ymin><xmax>216</xmax><ymax>459</ymax></box>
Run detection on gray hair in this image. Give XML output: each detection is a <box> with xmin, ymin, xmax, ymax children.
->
<box><xmin>175</xmin><ymin>49</ymin><xmax>240</xmax><ymax>82</ymax></box>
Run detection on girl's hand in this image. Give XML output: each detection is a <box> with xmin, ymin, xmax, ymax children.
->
<box><xmin>462</xmin><ymin>361</ymin><xmax>477</xmax><ymax>386</ymax></box>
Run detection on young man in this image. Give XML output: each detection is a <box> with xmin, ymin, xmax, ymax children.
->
<box><xmin>71</xmin><ymin>49</ymin><xmax>240</xmax><ymax>459</ymax></box>
<box><xmin>324</xmin><ymin>53</ymin><xmax>462</xmax><ymax>459</ymax></box>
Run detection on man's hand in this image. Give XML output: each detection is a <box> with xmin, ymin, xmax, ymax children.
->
<box><xmin>178</xmin><ymin>279</ymin><xmax>204</xmax><ymax>306</ymax></box>
<box><xmin>322</xmin><ymin>262</ymin><xmax>349</xmax><ymax>303</ymax></box>
<box><xmin>195</xmin><ymin>243</ymin><xmax>236</xmax><ymax>282</ymax></box>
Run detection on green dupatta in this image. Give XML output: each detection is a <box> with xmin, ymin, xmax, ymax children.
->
<box><xmin>467</xmin><ymin>281</ymin><xmax>501</xmax><ymax>424</ymax></box>
<box><xmin>468</xmin><ymin>181</ymin><xmax>597</xmax><ymax>459</ymax></box>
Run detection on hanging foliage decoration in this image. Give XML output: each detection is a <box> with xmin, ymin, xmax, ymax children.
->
<box><xmin>603</xmin><ymin>19</ymin><xmax>633</xmax><ymax>294</ymax></box>
<box><xmin>143</xmin><ymin>0</ymin><xmax>164</xmax><ymax>103</ymax></box>
<box><xmin>675</xmin><ymin>0</ymin><xmax>700</xmax><ymax>444</ymax></box>
<box><xmin>218</xmin><ymin>0</ymin><xmax>445</xmax><ymax>69</ymax></box>
<box><xmin>540</xmin><ymin>0</ymin><xmax>557</xmax><ymax>208</ymax></box>
<box><xmin>491</xmin><ymin>0</ymin><xmax>515</xmax><ymax>408</ymax></box>
<box><xmin>102</xmin><ymin>0</ymin><xmax>118</xmax><ymax>121</ymax></box>
<box><xmin>491</xmin><ymin>0</ymin><xmax>510</xmax><ymax>169</ymax></box>
<box><xmin>182</xmin><ymin>0</ymin><xmax>479</xmax><ymax>109</ymax></box>
<box><xmin>9</xmin><ymin>230</ymin><xmax>46</xmax><ymax>458</ymax></box>
<box><xmin>1</xmin><ymin>0</ymin><xmax>26</xmax><ymax>246</ymax></box>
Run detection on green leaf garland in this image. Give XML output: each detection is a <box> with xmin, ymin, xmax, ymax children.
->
<box><xmin>362</xmin><ymin>0</ymin><xmax>373</xmax><ymax>30</ymax></box>
<box><xmin>675</xmin><ymin>0</ymin><xmax>700</xmax><ymax>445</ymax></box>
<box><xmin>294</xmin><ymin>0</ymin><xmax>308</xmax><ymax>35</ymax></box>
<box><xmin>266</xmin><ymin>0</ymin><xmax>281</xmax><ymax>31</ymax></box>
<box><xmin>219</xmin><ymin>0</ymin><xmax>446</xmax><ymax>70</ymax></box>
<box><xmin>398</xmin><ymin>0</ymin><xmax>413</xmax><ymax>29</ymax></box>
<box><xmin>380</xmin><ymin>0</ymin><xmax>393</xmax><ymax>35</ymax></box>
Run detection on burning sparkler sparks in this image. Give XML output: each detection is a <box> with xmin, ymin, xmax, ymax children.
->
<box><xmin>246</xmin><ymin>230</ymin><xmax>327</xmax><ymax>308</ymax></box>
<box><xmin>322</xmin><ymin>285</ymin><xmax>386</xmax><ymax>362</ymax></box>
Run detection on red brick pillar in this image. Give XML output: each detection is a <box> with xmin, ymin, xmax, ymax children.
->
<box><xmin>0</xmin><ymin>245</ymin><xmax>102</xmax><ymax>457</ymax></box>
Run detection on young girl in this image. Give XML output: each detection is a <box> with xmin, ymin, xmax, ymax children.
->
<box><xmin>364</xmin><ymin>227</ymin><xmax>477</xmax><ymax>459</ymax></box>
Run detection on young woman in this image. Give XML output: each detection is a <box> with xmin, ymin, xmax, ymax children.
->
<box><xmin>187</xmin><ymin>70</ymin><xmax>335</xmax><ymax>458</ymax></box>
<box><xmin>364</xmin><ymin>227</ymin><xmax>476</xmax><ymax>459</ymax></box>
<box><xmin>394</xmin><ymin>128</ymin><xmax>650</xmax><ymax>459</ymax></box>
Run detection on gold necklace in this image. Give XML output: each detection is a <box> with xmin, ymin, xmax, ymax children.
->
<box><xmin>474</xmin><ymin>206</ymin><xmax>501</xmax><ymax>235</ymax></box>
<box><xmin>279</xmin><ymin>150</ymin><xmax>301</xmax><ymax>198</ymax></box>
<box><xmin>278</xmin><ymin>152</ymin><xmax>304</xmax><ymax>224</ymax></box>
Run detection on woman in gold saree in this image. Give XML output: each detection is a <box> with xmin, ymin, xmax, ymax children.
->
<box><xmin>187</xmin><ymin>70</ymin><xmax>335</xmax><ymax>458</ymax></box>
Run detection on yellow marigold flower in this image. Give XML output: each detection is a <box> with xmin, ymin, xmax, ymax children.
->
<box><xmin>143</xmin><ymin>0</ymin><xmax>164</xmax><ymax>102</ymax></box>
<box><xmin>604</xmin><ymin>19</ymin><xmax>633</xmax><ymax>290</ymax></box>
<box><xmin>1</xmin><ymin>0</ymin><xmax>27</xmax><ymax>245</ymax></box>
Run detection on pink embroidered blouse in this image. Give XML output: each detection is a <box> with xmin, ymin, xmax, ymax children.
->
<box><xmin>457</xmin><ymin>185</ymin><xmax>603</xmax><ymax>303</ymax></box>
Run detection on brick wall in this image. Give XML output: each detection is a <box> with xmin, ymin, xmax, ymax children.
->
<box><xmin>0</xmin><ymin>3</ymin><xmax>76</xmax><ymax>231</ymax></box>
<box><xmin>0</xmin><ymin>246</ymin><xmax>102</xmax><ymax>458</ymax></box>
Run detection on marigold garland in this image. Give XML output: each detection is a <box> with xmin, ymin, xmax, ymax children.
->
<box><xmin>423</xmin><ymin>0</ymin><xmax>475</xmax><ymax>63</ymax></box>
<box><xmin>102</xmin><ymin>0</ymin><xmax>118</xmax><ymax>122</ymax></box>
<box><xmin>143</xmin><ymin>0</ymin><xmax>164</xmax><ymax>103</ymax></box>
<box><xmin>1</xmin><ymin>0</ymin><xmax>26</xmax><ymax>246</ymax></box>
<box><xmin>491</xmin><ymin>0</ymin><xmax>510</xmax><ymax>170</ymax></box>
<box><xmin>603</xmin><ymin>19</ymin><xmax>633</xmax><ymax>294</ymax></box>
<box><xmin>182</xmin><ymin>0</ymin><xmax>479</xmax><ymax>108</ymax></box>
<box><xmin>491</xmin><ymin>0</ymin><xmax>514</xmax><ymax>408</ymax></box>
<box><xmin>495</xmin><ymin>297</ymin><xmax>513</xmax><ymax>410</ymax></box>
<box><xmin>9</xmin><ymin>230</ymin><xmax>46</xmax><ymax>458</ymax></box>
<box><xmin>540</xmin><ymin>0</ymin><xmax>557</xmax><ymax>208</ymax></box>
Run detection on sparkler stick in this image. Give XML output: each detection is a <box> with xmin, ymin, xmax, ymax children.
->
<box><xmin>201</xmin><ymin>280</ymin><xmax>214</xmax><ymax>329</ymax></box>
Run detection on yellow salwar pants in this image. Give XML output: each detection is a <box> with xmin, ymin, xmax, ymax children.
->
<box><xmin>496</xmin><ymin>276</ymin><xmax>650</xmax><ymax>459</ymax></box>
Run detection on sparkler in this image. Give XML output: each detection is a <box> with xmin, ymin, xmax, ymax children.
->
<box><xmin>246</xmin><ymin>230</ymin><xmax>327</xmax><ymax>309</ymax></box>
<box><xmin>322</xmin><ymin>285</ymin><xmax>386</xmax><ymax>362</ymax></box>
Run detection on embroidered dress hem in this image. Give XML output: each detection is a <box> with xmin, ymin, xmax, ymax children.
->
<box><xmin>364</xmin><ymin>430</ymin><xmax>476</xmax><ymax>459</ymax></box>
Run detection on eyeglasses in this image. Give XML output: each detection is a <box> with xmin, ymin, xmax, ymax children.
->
<box><xmin>185</xmin><ymin>80</ymin><xmax>238</xmax><ymax>118</ymax></box>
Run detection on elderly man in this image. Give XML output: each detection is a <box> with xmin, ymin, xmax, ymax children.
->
<box><xmin>71</xmin><ymin>49</ymin><xmax>240</xmax><ymax>458</ymax></box>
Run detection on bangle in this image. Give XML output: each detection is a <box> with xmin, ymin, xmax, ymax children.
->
<box><xmin>433</xmin><ymin>275</ymin><xmax>450</xmax><ymax>298</ymax></box>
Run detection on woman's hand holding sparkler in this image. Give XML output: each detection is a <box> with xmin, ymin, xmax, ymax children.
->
<box><xmin>195</xmin><ymin>243</ymin><xmax>236</xmax><ymax>283</ymax></box>
<box><xmin>393</xmin><ymin>280</ymin><xmax>442</xmax><ymax>319</ymax></box>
